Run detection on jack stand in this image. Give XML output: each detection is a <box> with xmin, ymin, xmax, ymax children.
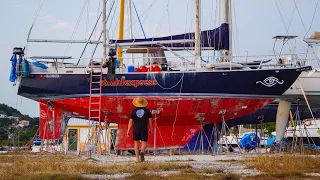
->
<box><xmin>152</xmin><ymin>109</ymin><xmax>161</xmax><ymax>156</ymax></box>
<box><xmin>257</xmin><ymin>115</ymin><xmax>265</xmax><ymax>154</ymax></box>
<box><xmin>196</xmin><ymin>114</ymin><xmax>205</xmax><ymax>154</ymax></box>
<box><xmin>218</xmin><ymin>110</ymin><xmax>229</xmax><ymax>153</ymax></box>
<box><xmin>84</xmin><ymin>145</ymin><xmax>99</xmax><ymax>162</ymax></box>
<box><xmin>217</xmin><ymin>110</ymin><xmax>240</xmax><ymax>154</ymax></box>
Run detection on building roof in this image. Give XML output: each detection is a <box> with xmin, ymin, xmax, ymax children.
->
<box><xmin>67</xmin><ymin>118</ymin><xmax>117</xmax><ymax>127</ymax></box>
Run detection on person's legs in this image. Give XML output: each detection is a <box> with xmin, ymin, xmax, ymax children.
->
<box><xmin>140</xmin><ymin>141</ymin><xmax>147</xmax><ymax>162</ymax></box>
<box><xmin>141</xmin><ymin>141</ymin><xmax>147</xmax><ymax>152</ymax></box>
<box><xmin>134</xmin><ymin>141</ymin><xmax>140</xmax><ymax>162</ymax></box>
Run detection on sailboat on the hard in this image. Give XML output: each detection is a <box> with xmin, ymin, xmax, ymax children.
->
<box><xmin>9</xmin><ymin>0</ymin><xmax>311</xmax><ymax>149</ymax></box>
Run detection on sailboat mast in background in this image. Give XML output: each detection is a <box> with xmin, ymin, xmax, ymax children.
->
<box><xmin>128</xmin><ymin>0</ymin><xmax>134</xmax><ymax>65</ymax></box>
<box><xmin>194</xmin><ymin>0</ymin><xmax>201</xmax><ymax>68</ymax></box>
<box><xmin>221</xmin><ymin>0</ymin><xmax>231</xmax><ymax>62</ymax></box>
<box><xmin>102</xmin><ymin>0</ymin><xmax>107</xmax><ymax>64</ymax></box>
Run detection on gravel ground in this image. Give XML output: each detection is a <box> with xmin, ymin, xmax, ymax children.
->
<box><xmin>82</xmin><ymin>153</ymin><xmax>262</xmax><ymax>179</ymax></box>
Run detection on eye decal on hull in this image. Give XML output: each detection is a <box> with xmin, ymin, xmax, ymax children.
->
<box><xmin>256</xmin><ymin>76</ymin><xmax>284</xmax><ymax>87</ymax></box>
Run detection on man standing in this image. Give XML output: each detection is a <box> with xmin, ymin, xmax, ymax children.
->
<box><xmin>127</xmin><ymin>96</ymin><xmax>152</xmax><ymax>162</ymax></box>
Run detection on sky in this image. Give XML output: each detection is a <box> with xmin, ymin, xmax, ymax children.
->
<box><xmin>0</xmin><ymin>0</ymin><xmax>319</xmax><ymax>117</ymax></box>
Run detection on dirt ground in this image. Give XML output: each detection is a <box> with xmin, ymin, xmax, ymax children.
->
<box><xmin>0</xmin><ymin>152</ymin><xmax>320</xmax><ymax>180</ymax></box>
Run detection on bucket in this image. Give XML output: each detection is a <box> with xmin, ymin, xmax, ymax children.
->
<box><xmin>141</xmin><ymin>66</ymin><xmax>149</xmax><ymax>72</ymax></box>
<box><xmin>151</xmin><ymin>65</ymin><xmax>161</xmax><ymax>72</ymax></box>
<box><xmin>128</xmin><ymin>65</ymin><xmax>135</xmax><ymax>72</ymax></box>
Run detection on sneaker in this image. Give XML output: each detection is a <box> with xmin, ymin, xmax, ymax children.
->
<box><xmin>140</xmin><ymin>152</ymin><xmax>145</xmax><ymax>162</ymax></box>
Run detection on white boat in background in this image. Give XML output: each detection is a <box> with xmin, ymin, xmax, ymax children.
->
<box><xmin>285</xmin><ymin>119</ymin><xmax>320</xmax><ymax>145</ymax></box>
<box><xmin>219</xmin><ymin>127</ymin><xmax>267</xmax><ymax>147</ymax></box>
<box><xmin>282</xmin><ymin>69</ymin><xmax>320</xmax><ymax>107</ymax></box>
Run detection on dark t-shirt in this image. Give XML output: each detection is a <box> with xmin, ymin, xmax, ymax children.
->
<box><xmin>130</xmin><ymin>107</ymin><xmax>152</xmax><ymax>133</ymax></box>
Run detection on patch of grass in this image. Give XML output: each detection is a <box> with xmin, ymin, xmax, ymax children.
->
<box><xmin>182</xmin><ymin>168</ymin><xmax>196</xmax><ymax>173</ymax></box>
<box><xmin>244</xmin><ymin>172</ymin><xmax>314</xmax><ymax>180</ymax></box>
<box><xmin>186</xmin><ymin>158</ymin><xmax>194</xmax><ymax>161</ymax></box>
<box><xmin>201</xmin><ymin>168</ymin><xmax>219</xmax><ymax>174</ymax></box>
<box><xmin>166</xmin><ymin>173</ymin><xmax>240</xmax><ymax>180</ymax></box>
<box><xmin>243</xmin><ymin>155</ymin><xmax>320</xmax><ymax>174</ymax></box>
<box><xmin>303</xmin><ymin>147</ymin><xmax>320</xmax><ymax>155</ymax></box>
<box><xmin>0</xmin><ymin>155</ymin><xmax>193</xmax><ymax>179</ymax></box>
<box><xmin>23</xmin><ymin>174</ymin><xmax>89</xmax><ymax>180</ymax></box>
<box><xmin>126</xmin><ymin>173</ymin><xmax>163</xmax><ymax>180</ymax></box>
<box><xmin>217</xmin><ymin>159</ymin><xmax>238</xmax><ymax>163</ymax></box>
<box><xmin>166</xmin><ymin>158</ymin><xmax>194</xmax><ymax>162</ymax></box>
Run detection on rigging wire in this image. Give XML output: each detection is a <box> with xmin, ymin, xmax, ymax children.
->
<box><xmin>232</xmin><ymin>0</ymin><xmax>239</xmax><ymax>61</ymax></box>
<box><xmin>276</xmin><ymin>0</ymin><xmax>296</xmax><ymax>54</ymax></box>
<box><xmin>293</xmin><ymin>0</ymin><xmax>307</xmax><ymax>33</ymax></box>
<box><xmin>154</xmin><ymin>0</ymin><xmax>170</xmax><ymax>38</ymax></box>
<box><xmin>166</xmin><ymin>0</ymin><xmax>173</xmax><ymax>37</ymax></box>
<box><xmin>89</xmin><ymin>0</ymin><xmax>117</xmax><ymax>60</ymax></box>
<box><xmin>92</xmin><ymin>0</ymin><xmax>101</xmax><ymax>53</ymax></box>
<box><xmin>64</xmin><ymin>0</ymin><xmax>90</xmax><ymax>56</ymax></box>
<box><xmin>77</xmin><ymin>4</ymin><xmax>103</xmax><ymax>65</ymax></box>
<box><xmin>304</xmin><ymin>0</ymin><xmax>320</xmax><ymax>38</ymax></box>
<box><xmin>124</xmin><ymin>0</ymin><xmax>159</xmax><ymax>34</ymax></box>
<box><xmin>132</xmin><ymin>1</ymin><xmax>147</xmax><ymax>38</ymax></box>
<box><xmin>110</xmin><ymin>0</ymin><xmax>120</xmax><ymax>40</ymax></box>
<box><xmin>26</xmin><ymin>0</ymin><xmax>46</xmax><ymax>54</ymax></box>
<box><xmin>86</xmin><ymin>0</ymin><xmax>90</xmax><ymax>41</ymax></box>
<box><xmin>293</xmin><ymin>0</ymin><xmax>320</xmax><ymax>65</ymax></box>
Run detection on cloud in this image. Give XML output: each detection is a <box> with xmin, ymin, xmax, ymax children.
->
<box><xmin>50</xmin><ymin>21</ymin><xmax>72</xmax><ymax>30</ymax></box>
<box><xmin>89</xmin><ymin>12</ymin><xmax>98</xmax><ymax>17</ymax></box>
<box><xmin>0</xmin><ymin>48</ymin><xmax>9</xmax><ymax>53</ymax></box>
<box><xmin>39</xmin><ymin>14</ymin><xmax>72</xmax><ymax>30</ymax></box>
<box><xmin>39</xmin><ymin>15</ymin><xmax>57</xmax><ymax>22</ymax></box>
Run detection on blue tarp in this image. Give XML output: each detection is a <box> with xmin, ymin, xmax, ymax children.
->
<box><xmin>311</xmin><ymin>144</ymin><xmax>320</xmax><ymax>150</ymax></box>
<box><xmin>9</xmin><ymin>55</ymin><xmax>17</xmax><ymax>82</ymax></box>
<box><xmin>239</xmin><ymin>132</ymin><xmax>260</xmax><ymax>150</ymax></box>
<box><xmin>31</xmin><ymin>61</ymin><xmax>48</xmax><ymax>69</ymax></box>
<box><xmin>266</xmin><ymin>135</ymin><xmax>276</xmax><ymax>147</ymax></box>
<box><xmin>110</xmin><ymin>23</ymin><xmax>229</xmax><ymax>50</ymax></box>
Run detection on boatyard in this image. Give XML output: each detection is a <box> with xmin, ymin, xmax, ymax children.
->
<box><xmin>1</xmin><ymin>0</ymin><xmax>320</xmax><ymax>179</ymax></box>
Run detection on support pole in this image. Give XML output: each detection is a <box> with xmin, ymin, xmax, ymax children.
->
<box><xmin>154</xmin><ymin>115</ymin><xmax>157</xmax><ymax>155</ymax></box>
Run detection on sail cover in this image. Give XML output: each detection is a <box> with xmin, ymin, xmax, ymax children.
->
<box><xmin>110</xmin><ymin>23</ymin><xmax>229</xmax><ymax>50</ymax></box>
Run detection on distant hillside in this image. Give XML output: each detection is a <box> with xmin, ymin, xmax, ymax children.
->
<box><xmin>0</xmin><ymin>103</ymin><xmax>39</xmax><ymax>147</ymax></box>
<box><xmin>0</xmin><ymin>103</ymin><xmax>36</xmax><ymax>122</ymax></box>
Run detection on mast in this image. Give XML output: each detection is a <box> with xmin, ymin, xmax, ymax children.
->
<box><xmin>194</xmin><ymin>0</ymin><xmax>201</xmax><ymax>68</ymax></box>
<box><xmin>221</xmin><ymin>0</ymin><xmax>231</xmax><ymax>62</ymax></box>
<box><xmin>102</xmin><ymin>0</ymin><xmax>107</xmax><ymax>63</ymax></box>
<box><xmin>128</xmin><ymin>0</ymin><xmax>134</xmax><ymax>65</ymax></box>
<box><xmin>118</xmin><ymin>0</ymin><xmax>125</xmax><ymax>67</ymax></box>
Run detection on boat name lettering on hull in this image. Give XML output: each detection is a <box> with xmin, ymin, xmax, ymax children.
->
<box><xmin>44</xmin><ymin>75</ymin><xmax>61</xmax><ymax>78</ymax></box>
<box><xmin>103</xmin><ymin>76</ymin><xmax>157</xmax><ymax>88</ymax></box>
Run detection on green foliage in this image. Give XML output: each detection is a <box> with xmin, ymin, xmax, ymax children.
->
<box><xmin>0</xmin><ymin>103</ymin><xmax>39</xmax><ymax>147</ymax></box>
<box><xmin>257</xmin><ymin>122</ymin><xmax>276</xmax><ymax>136</ymax></box>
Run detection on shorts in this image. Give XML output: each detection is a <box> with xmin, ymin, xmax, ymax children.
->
<box><xmin>133</xmin><ymin>130</ymin><xmax>148</xmax><ymax>142</ymax></box>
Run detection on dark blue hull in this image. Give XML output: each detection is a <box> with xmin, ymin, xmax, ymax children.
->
<box><xmin>226</xmin><ymin>103</ymin><xmax>320</xmax><ymax>126</ymax></box>
<box><xmin>18</xmin><ymin>67</ymin><xmax>310</xmax><ymax>100</ymax></box>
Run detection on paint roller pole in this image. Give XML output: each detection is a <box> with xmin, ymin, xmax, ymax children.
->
<box><xmin>154</xmin><ymin>115</ymin><xmax>156</xmax><ymax>156</ymax></box>
<box><xmin>152</xmin><ymin>110</ymin><xmax>160</xmax><ymax>155</ymax></box>
<box><xmin>276</xmin><ymin>100</ymin><xmax>292</xmax><ymax>142</ymax></box>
